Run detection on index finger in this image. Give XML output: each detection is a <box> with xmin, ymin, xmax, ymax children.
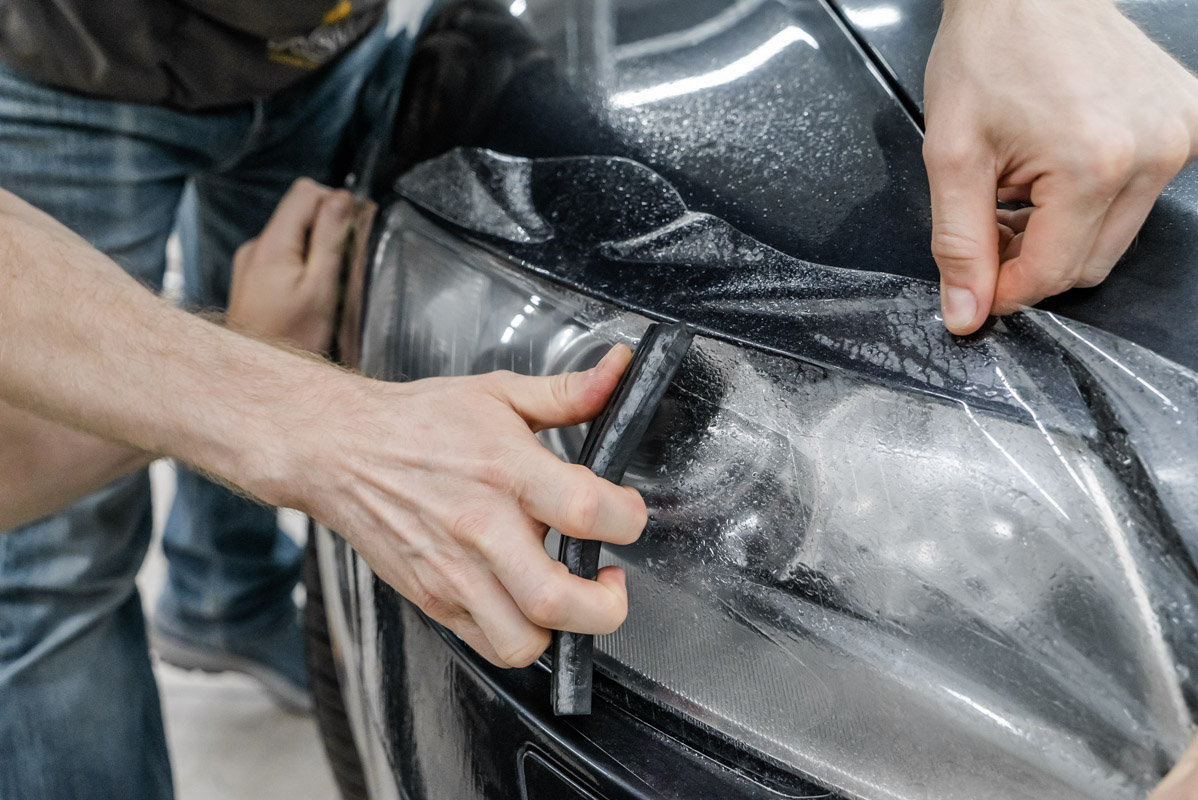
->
<box><xmin>491</xmin><ymin>345</ymin><xmax>632</xmax><ymax>432</ymax></box>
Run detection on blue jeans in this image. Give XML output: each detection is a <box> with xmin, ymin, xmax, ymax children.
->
<box><xmin>0</xmin><ymin>22</ymin><xmax>409</xmax><ymax>799</ymax></box>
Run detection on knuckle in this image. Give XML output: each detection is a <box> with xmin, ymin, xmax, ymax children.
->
<box><xmin>923</xmin><ymin>133</ymin><xmax>977</xmax><ymax>173</ymax></box>
<box><xmin>497</xmin><ymin>630</ymin><xmax>550</xmax><ymax>669</ymax></box>
<box><xmin>449</xmin><ymin>507</ymin><xmax>492</xmax><ymax>546</ymax></box>
<box><xmin>425</xmin><ymin>555</ymin><xmax>484</xmax><ymax>613</ymax></box>
<box><xmin>1071</xmin><ymin>126</ymin><xmax>1136</xmax><ymax>192</ymax></box>
<box><xmin>483</xmin><ymin>369</ymin><xmax>516</xmax><ymax>389</ymax></box>
<box><xmin>1077</xmin><ymin>256</ymin><xmax>1120</xmax><ymax>289</ymax></box>
<box><xmin>930</xmin><ymin>225</ymin><xmax>987</xmax><ymax>275</ymax></box>
<box><xmin>477</xmin><ymin>370</ymin><xmax>517</xmax><ymax>406</ymax></box>
<box><xmin>481</xmin><ymin>452</ymin><xmax>526</xmax><ymax>498</ymax></box>
<box><xmin>480</xmin><ymin>458</ymin><xmax>510</xmax><ymax>491</ymax></box>
<box><xmin>1075</xmin><ymin>269</ymin><xmax>1110</xmax><ymax>289</ymax></box>
<box><xmin>1151</xmin><ymin>119</ymin><xmax>1193</xmax><ymax>177</ymax></box>
<box><xmin>412</xmin><ymin>586</ymin><xmax>452</xmax><ymax>622</ymax></box>
<box><xmin>561</xmin><ymin>475</ymin><xmax>602</xmax><ymax>537</ymax></box>
<box><xmin>548</xmin><ymin>372</ymin><xmax>574</xmax><ymax>413</ymax></box>
<box><xmin>1030</xmin><ymin>267</ymin><xmax>1080</xmax><ymax>300</ymax></box>
<box><xmin>524</xmin><ymin>578</ymin><xmax>568</xmax><ymax>629</ymax></box>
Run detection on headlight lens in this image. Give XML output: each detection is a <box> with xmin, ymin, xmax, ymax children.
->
<box><xmin>360</xmin><ymin>201</ymin><xmax>1198</xmax><ymax>800</ymax></box>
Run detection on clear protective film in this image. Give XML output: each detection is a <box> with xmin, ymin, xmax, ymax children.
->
<box><xmin>360</xmin><ymin>150</ymin><xmax>1198</xmax><ymax>800</ymax></box>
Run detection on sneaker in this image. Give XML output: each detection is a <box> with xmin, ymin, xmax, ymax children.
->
<box><xmin>150</xmin><ymin>603</ymin><xmax>313</xmax><ymax>715</ymax></box>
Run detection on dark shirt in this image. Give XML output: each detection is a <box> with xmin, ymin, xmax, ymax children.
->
<box><xmin>0</xmin><ymin>0</ymin><xmax>386</xmax><ymax>110</ymax></box>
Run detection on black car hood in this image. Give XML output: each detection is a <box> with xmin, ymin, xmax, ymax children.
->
<box><xmin>829</xmin><ymin>0</ymin><xmax>1198</xmax><ymax>372</ymax></box>
<box><xmin>832</xmin><ymin>0</ymin><xmax>1198</xmax><ymax>115</ymax></box>
<box><xmin>389</xmin><ymin>0</ymin><xmax>1198</xmax><ymax>373</ymax></box>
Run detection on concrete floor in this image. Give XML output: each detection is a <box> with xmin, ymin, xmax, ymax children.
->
<box><xmin>140</xmin><ymin>460</ymin><xmax>339</xmax><ymax>800</ymax></box>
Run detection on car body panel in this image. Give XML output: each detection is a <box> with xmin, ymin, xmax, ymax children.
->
<box><xmin>827</xmin><ymin>0</ymin><xmax>1198</xmax><ymax>373</ymax></box>
<box><xmin>333</xmin><ymin>151</ymin><xmax>1198</xmax><ymax>798</ymax></box>
<box><xmin>386</xmin><ymin>0</ymin><xmax>1198</xmax><ymax>372</ymax></box>
<box><xmin>321</xmin><ymin>1</ymin><xmax>1198</xmax><ymax>797</ymax></box>
<box><xmin>831</xmin><ymin>0</ymin><xmax>1198</xmax><ymax>114</ymax></box>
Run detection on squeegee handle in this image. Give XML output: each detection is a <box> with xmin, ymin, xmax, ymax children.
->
<box><xmin>550</xmin><ymin>322</ymin><xmax>693</xmax><ymax>716</ymax></box>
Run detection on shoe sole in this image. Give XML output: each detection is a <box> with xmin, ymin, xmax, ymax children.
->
<box><xmin>150</xmin><ymin>628</ymin><xmax>313</xmax><ymax>715</ymax></box>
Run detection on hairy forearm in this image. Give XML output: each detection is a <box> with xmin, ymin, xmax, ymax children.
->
<box><xmin>0</xmin><ymin>188</ymin><xmax>334</xmax><ymax>510</ymax></box>
<box><xmin>0</xmin><ymin>313</ymin><xmax>303</xmax><ymax>530</ymax></box>
<box><xmin>0</xmin><ymin>399</ymin><xmax>151</xmax><ymax>529</ymax></box>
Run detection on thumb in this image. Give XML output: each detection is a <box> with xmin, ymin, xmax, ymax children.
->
<box><xmin>924</xmin><ymin>140</ymin><xmax>1000</xmax><ymax>334</ymax></box>
<box><xmin>492</xmin><ymin>345</ymin><xmax>632</xmax><ymax>431</ymax></box>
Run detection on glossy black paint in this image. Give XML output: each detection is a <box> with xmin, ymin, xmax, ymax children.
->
<box><xmin>385</xmin><ymin>0</ymin><xmax>933</xmax><ymax>273</ymax></box>
<box><xmin>371</xmin><ymin>582</ymin><xmax>830</xmax><ymax>799</ymax></box>
<box><xmin>381</xmin><ymin>0</ymin><xmax>1198</xmax><ymax>372</ymax></box>
<box><xmin>834</xmin><ymin>0</ymin><xmax>1198</xmax><ymax>113</ymax></box>
<box><xmin>339</xmin><ymin>1</ymin><xmax>1198</xmax><ymax>797</ymax></box>
<box><xmin>830</xmin><ymin>0</ymin><xmax>1198</xmax><ymax>374</ymax></box>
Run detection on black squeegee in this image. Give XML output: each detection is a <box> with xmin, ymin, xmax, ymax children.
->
<box><xmin>550</xmin><ymin>321</ymin><xmax>694</xmax><ymax>716</ymax></box>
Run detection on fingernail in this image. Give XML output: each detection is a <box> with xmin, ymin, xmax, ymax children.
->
<box><xmin>941</xmin><ymin>286</ymin><xmax>977</xmax><ymax>333</ymax></box>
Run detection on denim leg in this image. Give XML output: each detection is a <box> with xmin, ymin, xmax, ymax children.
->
<box><xmin>159</xmin><ymin>152</ymin><xmax>308</xmax><ymax>634</ymax></box>
<box><xmin>0</xmin><ymin>61</ymin><xmax>248</xmax><ymax>799</ymax></box>
<box><xmin>160</xmin><ymin>21</ymin><xmax>400</xmax><ymax>633</ymax></box>
<box><xmin>0</xmin><ymin>474</ymin><xmax>172</xmax><ymax>800</ymax></box>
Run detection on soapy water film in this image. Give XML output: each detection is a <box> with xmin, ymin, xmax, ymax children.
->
<box><xmin>357</xmin><ymin>152</ymin><xmax>1198</xmax><ymax>800</ymax></box>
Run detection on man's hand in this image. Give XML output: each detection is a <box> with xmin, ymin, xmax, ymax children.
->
<box><xmin>0</xmin><ymin>178</ymin><xmax>647</xmax><ymax>669</ymax></box>
<box><xmin>229</xmin><ymin>184</ymin><xmax>648</xmax><ymax>668</ymax></box>
<box><xmin>923</xmin><ymin>0</ymin><xmax>1198</xmax><ymax>334</ymax></box>
<box><xmin>276</xmin><ymin>346</ymin><xmax>648</xmax><ymax>669</ymax></box>
<box><xmin>1150</xmin><ymin>734</ymin><xmax>1198</xmax><ymax>799</ymax></box>
<box><xmin>227</xmin><ymin>178</ymin><xmax>362</xmax><ymax>353</ymax></box>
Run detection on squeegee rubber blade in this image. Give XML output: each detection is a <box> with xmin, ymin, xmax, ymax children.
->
<box><xmin>550</xmin><ymin>322</ymin><xmax>694</xmax><ymax>716</ymax></box>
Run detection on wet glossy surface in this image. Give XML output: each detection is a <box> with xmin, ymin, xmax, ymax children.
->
<box><xmin>388</xmin><ymin>0</ymin><xmax>1198</xmax><ymax>372</ymax></box>
<box><xmin>338</xmin><ymin>181</ymin><xmax>1198</xmax><ymax>798</ymax></box>
<box><xmin>826</xmin><ymin>0</ymin><xmax>1198</xmax><ymax>372</ymax></box>
<box><xmin>484</xmin><ymin>0</ymin><xmax>934</xmax><ymax>280</ymax></box>
<box><xmin>831</xmin><ymin>0</ymin><xmax>1198</xmax><ymax>112</ymax></box>
<box><xmin>327</xmin><ymin>2</ymin><xmax>1198</xmax><ymax>797</ymax></box>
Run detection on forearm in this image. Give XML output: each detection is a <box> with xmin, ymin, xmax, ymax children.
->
<box><xmin>0</xmin><ymin>188</ymin><xmax>333</xmax><ymax>509</ymax></box>
<box><xmin>0</xmin><ymin>399</ymin><xmax>151</xmax><ymax>529</ymax></box>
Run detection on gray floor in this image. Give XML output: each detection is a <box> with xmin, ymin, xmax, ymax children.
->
<box><xmin>140</xmin><ymin>460</ymin><xmax>338</xmax><ymax>800</ymax></box>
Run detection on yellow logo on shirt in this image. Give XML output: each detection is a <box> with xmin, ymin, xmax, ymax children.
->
<box><xmin>267</xmin><ymin>2</ymin><xmax>370</xmax><ymax>70</ymax></box>
<box><xmin>322</xmin><ymin>1</ymin><xmax>353</xmax><ymax>24</ymax></box>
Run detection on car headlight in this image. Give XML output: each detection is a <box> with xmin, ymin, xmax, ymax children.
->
<box><xmin>358</xmin><ymin>153</ymin><xmax>1198</xmax><ymax>800</ymax></box>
